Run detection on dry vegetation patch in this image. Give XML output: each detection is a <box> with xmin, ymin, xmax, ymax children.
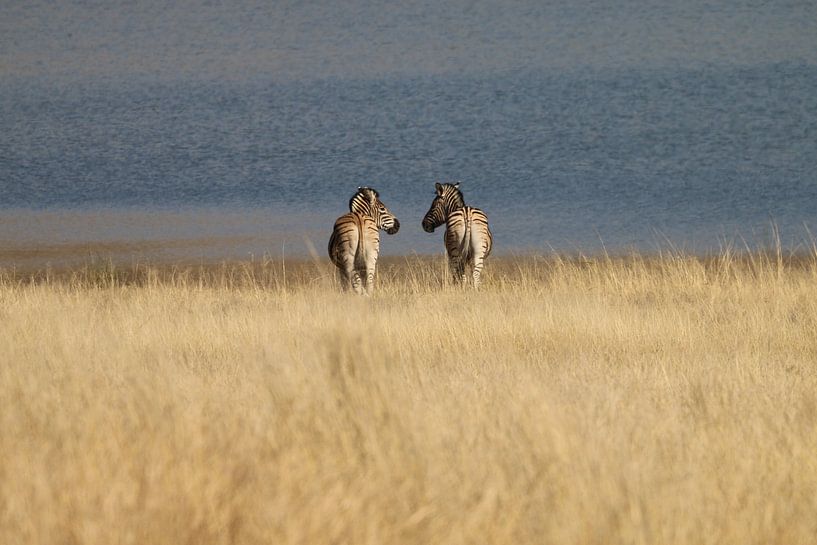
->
<box><xmin>1</xmin><ymin>254</ymin><xmax>816</xmax><ymax>544</ymax></box>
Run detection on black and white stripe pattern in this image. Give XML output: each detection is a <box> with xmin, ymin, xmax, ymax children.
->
<box><xmin>328</xmin><ymin>187</ymin><xmax>400</xmax><ymax>295</ymax></box>
<box><xmin>422</xmin><ymin>182</ymin><xmax>492</xmax><ymax>288</ymax></box>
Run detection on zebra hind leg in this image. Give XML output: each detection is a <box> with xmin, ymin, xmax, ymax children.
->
<box><xmin>336</xmin><ymin>267</ymin><xmax>350</xmax><ymax>291</ymax></box>
<box><xmin>471</xmin><ymin>256</ymin><xmax>486</xmax><ymax>289</ymax></box>
<box><xmin>337</xmin><ymin>266</ymin><xmax>359</xmax><ymax>293</ymax></box>
<box><xmin>337</xmin><ymin>260</ymin><xmax>362</xmax><ymax>294</ymax></box>
<box><xmin>363</xmin><ymin>266</ymin><xmax>376</xmax><ymax>297</ymax></box>
<box><xmin>349</xmin><ymin>268</ymin><xmax>365</xmax><ymax>295</ymax></box>
<box><xmin>448</xmin><ymin>256</ymin><xmax>466</xmax><ymax>286</ymax></box>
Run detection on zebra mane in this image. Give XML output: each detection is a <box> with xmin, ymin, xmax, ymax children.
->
<box><xmin>438</xmin><ymin>182</ymin><xmax>465</xmax><ymax>210</ymax></box>
<box><xmin>349</xmin><ymin>186</ymin><xmax>380</xmax><ymax>215</ymax></box>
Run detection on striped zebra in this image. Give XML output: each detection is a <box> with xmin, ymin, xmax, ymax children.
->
<box><xmin>422</xmin><ymin>182</ymin><xmax>492</xmax><ymax>288</ymax></box>
<box><xmin>328</xmin><ymin>187</ymin><xmax>400</xmax><ymax>295</ymax></box>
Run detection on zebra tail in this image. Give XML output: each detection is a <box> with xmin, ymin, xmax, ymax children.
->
<box><xmin>462</xmin><ymin>217</ymin><xmax>472</xmax><ymax>262</ymax></box>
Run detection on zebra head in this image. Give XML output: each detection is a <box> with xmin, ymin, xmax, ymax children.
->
<box><xmin>350</xmin><ymin>187</ymin><xmax>400</xmax><ymax>235</ymax></box>
<box><xmin>422</xmin><ymin>182</ymin><xmax>464</xmax><ymax>233</ymax></box>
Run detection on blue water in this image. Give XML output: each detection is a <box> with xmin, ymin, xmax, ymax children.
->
<box><xmin>1</xmin><ymin>1</ymin><xmax>816</xmax><ymax>258</ymax></box>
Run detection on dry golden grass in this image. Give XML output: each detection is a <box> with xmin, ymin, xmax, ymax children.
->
<box><xmin>2</xmin><ymin>253</ymin><xmax>817</xmax><ymax>545</ymax></box>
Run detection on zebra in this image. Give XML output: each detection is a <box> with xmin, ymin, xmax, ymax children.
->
<box><xmin>328</xmin><ymin>187</ymin><xmax>400</xmax><ymax>295</ymax></box>
<box><xmin>421</xmin><ymin>182</ymin><xmax>492</xmax><ymax>288</ymax></box>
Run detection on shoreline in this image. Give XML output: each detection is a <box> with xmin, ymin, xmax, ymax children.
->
<box><xmin>4</xmin><ymin>207</ymin><xmax>816</xmax><ymax>272</ymax></box>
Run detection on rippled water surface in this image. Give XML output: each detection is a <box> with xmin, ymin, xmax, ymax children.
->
<box><xmin>2</xmin><ymin>1</ymin><xmax>816</xmax><ymax>264</ymax></box>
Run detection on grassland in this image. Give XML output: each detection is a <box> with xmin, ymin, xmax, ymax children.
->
<box><xmin>1</xmin><ymin>253</ymin><xmax>817</xmax><ymax>545</ymax></box>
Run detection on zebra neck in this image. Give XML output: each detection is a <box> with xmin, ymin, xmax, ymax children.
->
<box><xmin>350</xmin><ymin>200</ymin><xmax>375</xmax><ymax>218</ymax></box>
<box><xmin>445</xmin><ymin>204</ymin><xmax>466</xmax><ymax>218</ymax></box>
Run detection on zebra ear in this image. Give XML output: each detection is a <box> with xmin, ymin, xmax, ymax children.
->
<box><xmin>454</xmin><ymin>182</ymin><xmax>460</xmax><ymax>188</ymax></box>
<box><xmin>435</xmin><ymin>182</ymin><xmax>443</xmax><ymax>195</ymax></box>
